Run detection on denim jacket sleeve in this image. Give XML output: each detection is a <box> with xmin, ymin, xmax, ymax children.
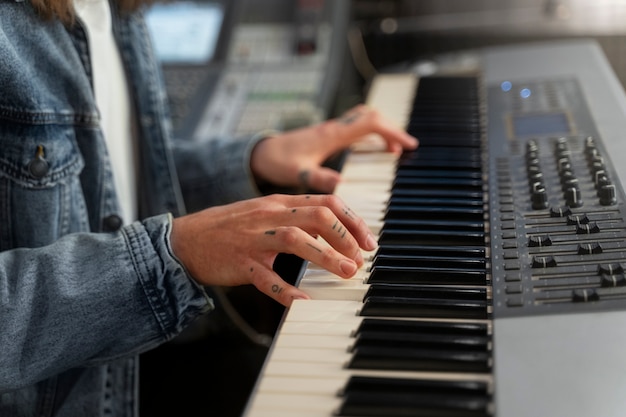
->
<box><xmin>172</xmin><ymin>133</ymin><xmax>267</xmax><ymax>212</ymax></box>
<box><xmin>0</xmin><ymin>213</ymin><xmax>212</xmax><ymax>392</ymax></box>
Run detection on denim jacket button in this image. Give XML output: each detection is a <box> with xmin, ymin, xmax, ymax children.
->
<box><xmin>102</xmin><ymin>214</ymin><xmax>123</xmax><ymax>232</ymax></box>
<box><xmin>28</xmin><ymin>156</ymin><xmax>49</xmax><ymax>179</ymax></box>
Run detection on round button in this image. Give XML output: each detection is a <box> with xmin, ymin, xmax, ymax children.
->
<box><xmin>28</xmin><ymin>157</ymin><xmax>49</xmax><ymax>179</ymax></box>
<box><xmin>102</xmin><ymin>214</ymin><xmax>123</xmax><ymax>232</ymax></box>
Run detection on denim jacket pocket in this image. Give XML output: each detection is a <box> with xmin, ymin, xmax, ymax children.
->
<box><xmin>0</xmin><ymin>126</ymin><xmax>88</xmax><ymax>250</ymax></box>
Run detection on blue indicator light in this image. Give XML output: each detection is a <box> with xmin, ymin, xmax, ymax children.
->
<box><xmin>501</xmin><ymin>81</ymin><xmax>512</xmax><ymax>92</ymax></box>
<box><xmin>520</xmin><ymin>88</ymin><xmax>532</xmax><ymax>98</ymax></box>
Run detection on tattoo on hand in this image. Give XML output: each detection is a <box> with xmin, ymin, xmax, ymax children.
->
<box><xmin>306</xmin><ymin>242</ymin><xmax>322</xmax><ymax>253</ymax></box>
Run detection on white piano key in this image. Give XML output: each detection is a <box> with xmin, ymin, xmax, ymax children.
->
<box><xmin>247</xmin><ymin>392</ymin><xmax>342</xmax><ymax>413</ymax></box>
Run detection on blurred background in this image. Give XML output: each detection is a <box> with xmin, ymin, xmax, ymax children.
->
<box><xmin>139</xmin><ymin>1</ymin><xmax>626</xmax><ymax>416</ymax></box>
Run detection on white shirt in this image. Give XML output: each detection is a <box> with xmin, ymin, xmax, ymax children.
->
<box><xmin>74</xmin><ymin>0</ymin><xmax>138</xmax><ymax>224</ymax></box>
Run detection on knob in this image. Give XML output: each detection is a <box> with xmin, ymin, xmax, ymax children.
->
<box><xmin>600</xmin><ymin>273</ymin><xmax>626</xmax><ymax>287</ymax></box>
<box><xmin>550</xmin><ymin>206</ymin><xmax>572</xmax><ymax>217</ymax></box>
<box><xmin>531</xmin><ymin>185</ymin><xmax>549</xmax><ymax>210</ymax></box>
<box><xmin>599</xmin><ymin>184</ymin><xmax>617</xmax><ymax>206</ymax></box>
<box><xmin>567</xmin><ymin>213</ymin><xmax>589</xmax><ymax>225</ymax></box>
<box><xmin>577</xmin><ymin>242</ymin><xmax>603</xmax><ymax>255</ymax></box>
<box><xmin>576</xmin><ymin>222</ymin><xmax>600</xmax><ymax>234</ymax></box>
<box><xmin>528</xmin><ymin>235</ymin><xmax>553</xmax><ymax>247</ymax></box>
<box><xmin>572</xmin><ymin>288</ymin><xmax>599</xmax><ymax>302</ymax></box>
<box><xmin>531</xmin><ymin>255</ymin><xmax>557</xmax><ymax>268</ymax></box>
<box><xmin>598</xmin><ymin>263</ymin><xmax>624</xmax><ymax>275</ymax></box>
<box><xmin>556</xmin><ymin>157</ymin><xmax>571</xmax><ymax>173</ymax></box>
<box><xmin>564</xmin><ymin>187</ymin><xmax>583</xmax><ymax>208</ymax></box>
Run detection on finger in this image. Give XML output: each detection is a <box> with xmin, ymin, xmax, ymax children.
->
<box><xmin>300</xmin><ymin>167</ymin><xmax>342</xmax><ymax>193</ymax></box>
<box><xmin>317</xmin><ymin>195</ymin><xmax>378</xmax><ymax>253</ymax></box>
<box><xmin>262</xmin><ymin>225</ymin><xmax>361</xmax><ymax>277</ymax></box>
<box><xmin>371</xmin><ymin>119</ymin><xmax>419</xmax><ymax>151</ymax></box>
<box><xmin>277</xmin><ymin>194</ymin><xmax>378</xmax><ymax>253</ymax></box>
<box><xmin>335</xmin><ymin>105</ymin><xmax>418</xmax><ymax>150</ymax></box>
<box><xmin>248</xmin><ymin>259</ymin><xmax>311</xmax><ymax>307</ymax></box>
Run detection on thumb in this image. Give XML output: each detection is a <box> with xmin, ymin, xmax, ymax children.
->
<box><xmin>304</xmin><ymin>166</ymin><xmax>342</xmax><ymax>193</ymax></box>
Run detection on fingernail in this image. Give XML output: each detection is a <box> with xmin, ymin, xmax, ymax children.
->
<box><xmin>354</xmin><ymin>250</ymin><xmax>364</xmax><ymax>266</ymax></box>
<box><xmin>340</xmin><ymin>260</ymin><xmax>357</xmax><ymax>276</ymax></box>
<box><xmin>366</xmin><ymin>234</ymin><xmax>378</xmax><ymax>250</ymax></box>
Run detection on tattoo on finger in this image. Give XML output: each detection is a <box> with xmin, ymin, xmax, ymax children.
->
<box><xmin>306</xmin><ymin>242</ymin><xmax>322</xmax><ymax>253</ymax></box>
<box><xmin>342</xmin><ymin>206</ymin><xmax>355</xmax><ymax>220</ymax></box>
<box><xmin>332</xmin><ymin>220</ymin><xmax>346</xmax><ymax>238</ymax></box>
<box><xmin>271</xmin><ymin>284</ymin><xmax>283</xmax><ymax>294</ymax></box>
<box><xmin>265</xmin><ymin>230</ymin><xmax>277</xmax><ymax>235</ymax></box>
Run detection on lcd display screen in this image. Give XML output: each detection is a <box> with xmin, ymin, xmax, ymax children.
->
<box><xmin>145</xmin><ymin>2</ymin><xmax>224</xmax><ymax>64</ymax></box>
<box><xmin>512</xmin><ymin>112</ymin><xmax>572</xmax><ymax>137</ymax></box>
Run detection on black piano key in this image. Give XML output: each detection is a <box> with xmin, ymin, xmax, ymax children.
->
<box><xmin>368</xmin><ymin>265</ymin><xmax>487</xmax><ymax>285</ymax></box>
<box><xmin>382</xmin><ymin>218</ymin><xmax>484</xmax><ymax>232</ymax></box>
<box><xmin>363</xmin><ymin>283</ymin><xmax>488</xmax><ymax>301</ymax></box>
<box><xmin>384</xmin><ymin>206</ymin><xmax>485</xmax><ymax>221</ymax></box>
<box><xmin>399</xmin><ymin>146</ymin><xmax>481</xmax><ymax>160</ymax></box>
<box><xmin>350</xmin><ymin>328</ymin><xmax>490</xmax><ymax>352</ymax></box>
<box><xmin>381</xmin><ymin>219</ymin><xmax>485</xmax><ymax>232</ymax></box>
<box><xmin>405</xmin><ymin>133</ymin><xmax>482</xmax><ymax>148</ymax></box>
<box><xmin>371</xmin><ymin>255</ymin><xmax>485</xmax><ymax>271</ymax></box>
<box><xmin>378</xmin><ymin>229</ymin><xmax>485</xmax><ymax>246</ymax></box>
<box><xmin>407</xmin><ymin>120</ymin><xmax>481</xmax><ymax>134</ymax></box>
<box><xmin>392</xmin><ymin>177</ymin><xmax>483</xmax><ymax>190</ymax></box>
<box><xmin>353</xmin><ymin>318</ymin><xmax>490</xmax><ymax>337</ymax></box>
<box><xmin>337</xmin><ymin>376</ymin><xmax>491</xmax><ymax>417</ymax></box>
<box><xmin>359</xmin><ymin>296</ymin><xmax>489</xmax><ymax>319</ymax></box>
<box><xmin>381</xmin><ymin>213</ymin><xmax>485</xmax><ymax>226</ymax></box>
<box><xmin>387</xmin><ymin>196</ymin><xmax>484</xmax><ymax>208</ymax></box>
<box><xmin>390</xmin><ymin>187</ymin><xmax>484</xmax><ymax>199</ymax></box>
<box><xmin>346</xmin><ymin>345</ymin><xmax>491</xmax><ymax>373</ymax></box>
<box><xmin>375</xmin><ymin>243</ymin><xmax>486</xmax><ymax>259</ymax></box>
<box><xmin>396</xmin><ymin>165</ymin><xmax>482</xmax><ymax>180</ymax></box>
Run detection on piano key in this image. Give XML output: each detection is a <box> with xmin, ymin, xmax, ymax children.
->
<box><xmin>353</xmin><ymin>318</ymin><xmax>490</xmax><ymax>338</ymax></box>
<box><xmin>346</xmin><ymin>346</ymin><xmax>490</xmax><ymax>373</ymax></box>
<box><xmin>368</xmin><ymin>265</ymin><xmax>487</xmax><ymax>285</ymax></box>
<box><xmin>337</xmin><ymin>376</ymin><xmax>492</xmax><ymax>417</ymax></box>
<box><xmin>359</xmin><ymin>296</ymin><xmax>489</xmax><ymax>319</ymax></box>
<box><xmin>362</xmin><ymin>284</ymin><xmax>488</xmax><ymax>301</ymax></box>
<box><xmin>370</xmin><ymin>255</ymin><xmax>486</xmax><ymax>271</ymax></box>
<box><xmin>378</xmin><ymin>229</ymin><xmax>485</xmax><ymax>246</ymax></box>
<box><xmin>381</xmin><ymin>219</ymin><xmax>485</xmax><ymax>233</ymax></box>
<box><xmin>375</xmin><ymin>244</ymin><xmax>486</xmax><ymax>259</ymax></box>
<box><xmin>351</xmin><ymin>325</ymin><xmax>490</xmax><ymax>352</ymax></box>
<box><xmin>383</xmin><ymin>205</ymin><xmax>485</xmax><ymax>221</ymax></box>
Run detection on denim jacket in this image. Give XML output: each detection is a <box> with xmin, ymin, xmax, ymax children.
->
<box><xmin>0</xmin><ymin>1</ymin><xmax>262</xmax><ymax>415</ymax></box>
